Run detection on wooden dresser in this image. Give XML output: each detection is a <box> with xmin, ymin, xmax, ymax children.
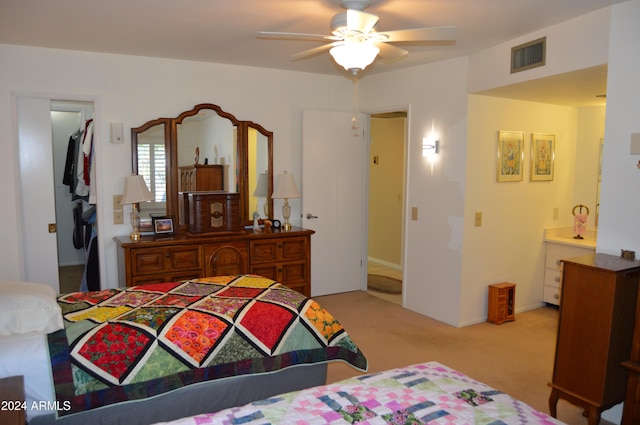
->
<box><xmin>549</xmin><ymin>253</ymin><xmax>640</xmax><ymax>425</ymax></box>
<box><xmin>115</xmin><ymin>227</ymin><xmax>314</xmax><ymax>296</ymax></box>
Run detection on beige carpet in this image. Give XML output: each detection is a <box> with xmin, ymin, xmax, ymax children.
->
<box><xmin>316</xmin><ymin>290</ymin><xmax>615</xmax><ymax>425</ymax></box>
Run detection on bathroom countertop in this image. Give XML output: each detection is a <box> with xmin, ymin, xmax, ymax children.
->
<box><xmin>544</xmin><ymin>227</ymin><xmax>597</xmax><ymax>249</ymax></box>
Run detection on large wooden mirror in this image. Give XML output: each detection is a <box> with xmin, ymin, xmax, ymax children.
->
<box><xmin>131</xmin><ymin>104</ymin><xmax>273</xmax><ymax>231</ymax></box>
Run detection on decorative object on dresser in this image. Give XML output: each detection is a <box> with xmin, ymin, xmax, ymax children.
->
<box><xmin>120</xmin><ymin>174</ymin><xmax>154</xmax><ymax>241</ymax></box>
<box><xmin>487</xmin><ymin>282</ymin><xmax>516</xmax><ymax>325</ymax></box>
<box><xmin>187</xmin><ymin>191</ymin><xmax>243</xmax><ymax>234</ymax></box>
<box><xmin>549</xmin><ymin>253</ymin><xmax>640</xmax><ymax>425</ymax></box>
<box><xmin>272</xmin><ymin>170</ymin><xmax>301</xmax><ymax>231</ymax></box>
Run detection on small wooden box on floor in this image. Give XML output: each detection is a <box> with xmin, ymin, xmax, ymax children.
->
<box><xmin>487</xmin><ymin>282</ymin><xmax>516</xmax><ymax>324</ymax></box>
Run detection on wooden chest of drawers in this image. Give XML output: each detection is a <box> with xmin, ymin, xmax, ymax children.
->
<box><xmin>549</xmin><ymin>253</ymin><xmax>640</xmax><ymax>425</ymax></box>
<box><xmin>115</xmin><ymin>228</ymin><xmax>314</xmax><ymax>296</ymax></box>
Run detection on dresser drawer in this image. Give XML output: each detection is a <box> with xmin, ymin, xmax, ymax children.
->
<box><xmin>131</xmin><ymin>244</ymin><xmax>202</xmax><ymax>275</ymax></box>
<box><xmin>545</xmin><ymin>243</ymin><xmax>594</xmax><ymax>270</ymax></box>
<box><xmin>249</xmin><ymin>237</ymin><xmax>308</xmax><ymax>264</ymax></box>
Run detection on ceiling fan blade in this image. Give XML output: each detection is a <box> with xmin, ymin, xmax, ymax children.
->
<box><xmin>291</xmin><ymin>42</ymin><xmax>338</xmax><ymax>61</ymax></box>
<box><xmin>257</xmin><ymin>31</ymin><xmax>333</xmax><ymax>42</ymax></box>
<box><xmin>375</xmin><ymin>42</ymin><xmax>408</xmax><ymax>60</ymax></box>
<box><xmin>379</xmin><ymin>26</ymin><xmax>456</xmax><ymax>43</ymax></box>
<box><xmin>346</xmin><ymin>9</ymin><xmax>379</xmax><ymax>34</ymax></box>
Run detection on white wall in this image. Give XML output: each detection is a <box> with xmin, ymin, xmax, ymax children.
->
<box><xmin>463</xmin><ymin>96</ymin><xmax>580</xmax><ymax>325</ymax></box>
<box><xmin>360</xmin><ymin>4</ymin><xmax>616</xmax><ymax>327</ymax></box>
<box><xmin>361</xmin><ymin>57</ymin><xmax>470</xmax><ymax>326</ymax></box>
<box><xmin>598</xmin><ymin>0</ymin><xmax>640</xmax><ymax>256</ymax></box>
<box><xmin>0</xmin><ymin>44</ymin><xmax>351</xmax><ymax>287</ymax></box>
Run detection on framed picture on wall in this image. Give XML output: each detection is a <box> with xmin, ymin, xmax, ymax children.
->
<box><xmin>530</xmin><ymin>133</ymin><xmax>555</xmax><ymax>181</ymax></box>
<box><xmin>497</xmin><ymin>130</ymin><xmax>524</xmax><ymax>182</ymax></box>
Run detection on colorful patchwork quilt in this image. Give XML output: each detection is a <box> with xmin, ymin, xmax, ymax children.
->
<box><xmin>154</xmin><ymin>362</ymin><xmax>564</xmax><ymax>425</ymax></box>
<box><xmin>47</xmin><ymin>275</ymin><xmax>367</xmax><ymax>417</ymax></box>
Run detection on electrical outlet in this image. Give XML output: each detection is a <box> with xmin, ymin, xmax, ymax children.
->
<box><xmin>553</xmin><ymin>207</ymin><xmax>559</xmax><ymax>220</ymax></box>
<box><xmin>474</xmin><ymin>212</ymin><xmax>482</xmax><ymax>227</ymax></box>
<box><xmin>411</xmin><ymin>207</ymin><xmax>418</xmax><ymax>221</ymax></box>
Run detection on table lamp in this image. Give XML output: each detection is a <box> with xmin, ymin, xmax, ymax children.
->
<box><xmin>272</xmin><ymin>171</ymin><xmax>300</xmax><ymax>231</ymax></box>
<box><xmin>253</xmin><ymin>171</ymin><xmax>270</xmax><ymax>218</ymax></box>
<box><xmin>121</xmin><ymin>174</ymin><xmax>154</xmax><ymax>240</ymax></box>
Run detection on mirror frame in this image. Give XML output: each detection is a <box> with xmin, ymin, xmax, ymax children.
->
<box><xmin>131</xmin><ymin>117</ymin><xmax>172</xmax><ymax>232</ymax></box>
<box><xmin>131</xmin><ymin>104</ymin><xmax>273</xmax><ymax>231</ymax></box>
<box><xmin>241</xmin><ymin>121</ymin><xmax>274</xmax><ymax>224</ymax></box>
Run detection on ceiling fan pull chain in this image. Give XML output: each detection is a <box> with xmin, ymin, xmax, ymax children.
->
<box><xmin>352</xmin><ymin>72</ymin><xmax>359</xmax><ymax>131</ymax></box>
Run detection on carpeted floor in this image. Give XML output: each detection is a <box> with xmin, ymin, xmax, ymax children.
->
<box><xmin>316</xmin><ymin>290</ymin><xmax>616</xmax><ymax>425</ymax></box>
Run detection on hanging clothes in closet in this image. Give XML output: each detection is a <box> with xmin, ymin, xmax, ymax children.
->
<box><xmin>63</xmin><ymin>119</ymin><xmax>100</xmax><ymax>291</ymax></box>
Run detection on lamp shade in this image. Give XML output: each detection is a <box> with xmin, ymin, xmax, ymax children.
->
<box><xmin>121</xmin><ymin>174</ymin><xmax>153</xmax><ymax>205</ymax></box>
<box><xmin>253</xmin><ymin>172</ymin><xmax>269</xmax><ymax>197</ymax></box>
<box><xmin>330</xmin><ymin>41</ymin><xmax>379</xmax><ymax>72</ymax></box>
<box><xmin>272</xmin><ymin>171</ymin><xmax>300</xmax><ymax>199</ymax></box>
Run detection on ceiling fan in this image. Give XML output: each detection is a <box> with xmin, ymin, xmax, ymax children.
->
<box><xmin>258</xmin><ymin>0</ymin><xmax>456</xmax><ymax>74</ymax></box>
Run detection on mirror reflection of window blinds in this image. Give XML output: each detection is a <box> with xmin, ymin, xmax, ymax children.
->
<box><xmin>137</xmin><ymin>142</ymin><xmax>166</xmax><ymax>203</ymax></box>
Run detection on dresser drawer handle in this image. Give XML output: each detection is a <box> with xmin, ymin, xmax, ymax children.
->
<box><xmin>556</xmin><ymin>259</ymin><xmax>563</xmax><ymax>266</ymax></box>
<box><xmin>166</xmin><ymin>253</ymin><xmax>170</xmax><ymax>258</ymax></box>
<box><xmin>555</xmin><ymin>276</ymin><xmax>561</xmax><ymax>283</ymax></box>
<box><xmin>554</xmin><ymin>293</ymin><xmax>559</xmax><ymax>299</ymax></box>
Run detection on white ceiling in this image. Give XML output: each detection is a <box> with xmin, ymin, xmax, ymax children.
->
<box><xmin>0</xmin><ymin>0</ymin><xmax>624</xmax><ymax>106</ymax></box>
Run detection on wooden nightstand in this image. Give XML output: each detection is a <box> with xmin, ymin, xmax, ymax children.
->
<box><xmin>0</xmin><ymin>375</ymin><xmax>25</xmax><ymax>425</ymax></box>
<box><xmin>487</xmin><ymin>282</ymin><xmax>516</xmax><ymax>324</ymax></box>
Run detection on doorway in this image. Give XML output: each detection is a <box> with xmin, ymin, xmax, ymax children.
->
<box><xmin>16</xmin><ymin>95</ymin><xmax>97</xmax><ymax>294</ymax></box>
<box><xmin>51</xmin><ymin>101</ymin><xmax>95</xmax><ymax>293</ymax></box>
<box><xmin>366</xmin><ymin>111</ymin><xmax>407</xmax><ymax>305</ymax></box>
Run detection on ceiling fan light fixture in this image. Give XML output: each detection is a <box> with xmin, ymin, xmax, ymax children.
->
<box><xmin>330</xmin><ymin>42</ymin><xmax>379</xmax><ymax>72</ymax></box>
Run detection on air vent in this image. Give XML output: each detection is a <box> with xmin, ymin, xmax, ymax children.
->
<box><xmin>511</xmin><ymin>37</ymin><xmax>546</xmax><ymax>73</ymax></box>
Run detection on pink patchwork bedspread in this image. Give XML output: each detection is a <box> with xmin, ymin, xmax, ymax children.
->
<box><xmin>154</xmin><ymin>362</ymin><xmax>564</xmax><ymax>425</ymax></box>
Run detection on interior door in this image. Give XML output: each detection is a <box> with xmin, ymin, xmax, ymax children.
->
<box><xmin>17</xmin><ymin>96</ymin><xmax>60</xmax><ymax>292</ymax></box>
<box><xmin>302</xmin><ymin>110</ymin><xmax>367</xmax><ymax>296</ymax></box>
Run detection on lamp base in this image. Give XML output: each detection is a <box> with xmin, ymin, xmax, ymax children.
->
<box><xmin>282</xmin><ymin>198</ymin><xmax>292</xmax><ymax>231</ymax></box>
<box><xmin>130</xmin><ymin>230</ymin><xmax>142</xmax><ymax>241</ymax></box>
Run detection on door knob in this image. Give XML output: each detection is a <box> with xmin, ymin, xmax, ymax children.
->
<box><xmin>306</xmin><ymin>213</ymin><xmax>318</xmax><ymax>219</ymax></box>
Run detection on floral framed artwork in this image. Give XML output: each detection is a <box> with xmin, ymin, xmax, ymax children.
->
<box><xmin>497</xmin><ymin>131</ymin><xmax>524</xmax><ymax>182</ymax></box>
<box><xmin>530</xmin><ymin>133</ymin><xmax>555</xmax><ymax>181</ymax></box>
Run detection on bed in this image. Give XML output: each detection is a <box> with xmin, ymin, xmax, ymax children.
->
<box><xmin>0</xmin><ymin>275</ymin><xmax>367</xmax><ymax>425</ymax></box>
<box><xmin>152</xmin><ymin>361</ymin><xmax>565</xmax><ymax>425</ymax></box>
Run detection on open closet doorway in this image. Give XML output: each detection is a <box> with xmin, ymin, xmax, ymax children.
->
<box><xmin>366</xmin><ymin>111</ymin><xmax>407</xmax><ymax>305</ymax></box>
<box><xmin>16</xmin><ymin>96</ymin><xmax>97</xmax><ymax>294</ymax></box>
<box><xmin>51</xmin><ymin>101</ymin><xmax>96</xmax><ymax>293</ymax></box>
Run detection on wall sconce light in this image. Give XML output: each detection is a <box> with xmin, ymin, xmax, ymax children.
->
<box><xmin>422</xmin><ymin>138</ymin><xmax>440</xmax><ymax>157</ymax></box>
